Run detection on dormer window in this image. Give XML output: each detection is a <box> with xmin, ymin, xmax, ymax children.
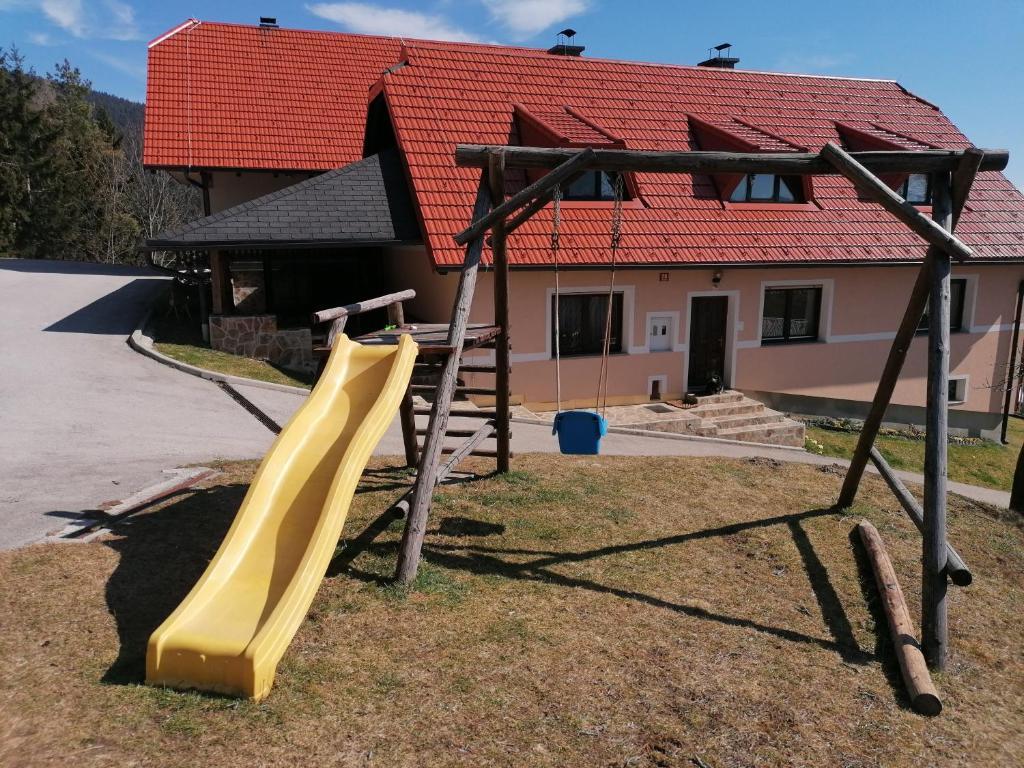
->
<box><xmin>563</xmin><ymin>170</ymin><xmax>622</xmax><ymax>201</ymax></box>
<box><xmin>728</xmin><ymin>174</ymin><xmax>804</xmax><ymax>203</ymax></box>
<box><xmin>899</xmin><ymin>173</ymin><xmax>931</xmax><ymax>205</ymax></box>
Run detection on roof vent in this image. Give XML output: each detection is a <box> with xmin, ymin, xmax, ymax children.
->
<box><xmin>259</xmin><ymin>16</ymin><xmax>278</xmax><ymax>28</ymax></box>
<box><xmin>547</xmin><ymin>28</ymin><xmax>585</xmax><ymax>57</ymax></box>
<box><xmin>698</xmin><ymin>42</ymin><xmax>739</xmax><ymax>69</ymax></box>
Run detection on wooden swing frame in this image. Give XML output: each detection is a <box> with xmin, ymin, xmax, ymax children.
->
<box><xmin>390</xmin><ymin>141</ymin><xmax>1008</xmax><ymax>672</ymax></box>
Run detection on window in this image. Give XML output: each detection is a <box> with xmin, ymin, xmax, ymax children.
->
<box><xmin>948</xmin><ymin>377</ymin><xmax>967</xmax><ymax>404</ymax></box>
<box><xmin>553</xmin><ymin>293</ymin><xmax>624</xmax><ymax>357</ymax></box>
<box><xmin>899</xmin><ymin>173</ymin><xmax>931</xmax><ymax>204</ymax></box>
<box><xmin>917</xmin><ymin>278</ymin><xmax>967</xmax><ymax>333</ymax></box>
<box><xmin>729</xmin><ymin>174</ymin><xmax>804</xmax><ymax>203</ymax></box>
<box><xmin>761</xmin><ymin>286</ymin><xmax>822</xmax><ymax>343</ymax></box>
<box><xmin>563</xmin><ymin>170</ymin><xmax>621</xmax><ymax>201</ymax></box>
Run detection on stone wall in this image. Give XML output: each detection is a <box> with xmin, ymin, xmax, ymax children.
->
<box><xmin>209</xmin><ymin>314</ymin><xmax>313</xmax><ymax>374</ymax></box>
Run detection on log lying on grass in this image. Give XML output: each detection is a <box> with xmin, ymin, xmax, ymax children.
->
<box><xmin>857</xmin><ymin>520</ymin><xmax>942</xmax><ymax>716</ymax></box>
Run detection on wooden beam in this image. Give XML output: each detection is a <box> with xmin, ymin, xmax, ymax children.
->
<box><xmin>209</xmin><ymin>251</ymin><xmax>232</xmax><ymax>315</ymax></box>
<box><xmin>950</xmin><ymin>147</ymin><xmax>985</xmax><ymax>229</ymax></box>
<box><xmin>455</xmin><ymin>144</ymin><xmax>1009</xmax><ymax>175</ymax></box>
<box><xmin>312</xmin><ymin>289</ymin><xmax>416</xmax><ymax>325</ymax></box>
<box><xmin>868</xmin><ymin>448</ymin><xmax>971</xmax><ymax>586</ymax></box>
<box><xmin>504</xmin><ymin>170</ymin><xmax>587</xmax><ymax>235</ymax></box>
<box><xmin>387</xmin><ymin>422</ymin><xmax>496</xmax><ymax>519</ymax></box>
<box><xmin>837</xmin><ymin>149</ymin><xmax>983</xmax><ymax>508</ymax></box>
<box><xmin>489</xmin><ymin>149</ymin><xmax>513</xmax><ymax>473</ymax></box>
<box><xmin>819</xmin><ymin>143</ymin><xmax>972</xmax><ymax>261</ymax></box>
<box><xmin>398</xmin><ymin>385</ymin><xmax>418</xmax><ymax>468</ymax></box>
<box><xmin>857</xmin><ymin>520</ymin><xmax>942</xmax><ymax>716</ymax></box>
<box><xmin>453</xmin><ymin>147</ymin><xmax>595</xmax><ymax>246</ymax></box>
<box><xmin>395</xmin><ymin>173</ymin><xmax>492</xmax><ymax>584</ymax></box>
<box><xmin>922</xmin><ymin>172</ymin><xmax>953</xmax><ymax>670</ymax></box>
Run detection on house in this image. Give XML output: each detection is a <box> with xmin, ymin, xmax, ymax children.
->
<box><xmin>143</xmin><ymin>19</ymin><xmax>1024</xmax><ymax>440</ymax></box>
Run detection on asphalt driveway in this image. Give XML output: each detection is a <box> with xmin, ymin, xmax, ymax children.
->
<box><xmin>0</xmin><ymin>259</ymin><xmax>276</xmax><ymax>549</ymax></box>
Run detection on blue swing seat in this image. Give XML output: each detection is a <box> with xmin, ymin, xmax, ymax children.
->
<box><xmin>553</xmin><ymin>410</ymin><xmax>608</xmax><ymax>455</ymax></box>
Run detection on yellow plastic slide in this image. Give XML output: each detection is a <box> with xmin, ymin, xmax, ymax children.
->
<box><xmin>146</xmin><ymin>334</ymin><xmax>417</xmax><ymax>700</ymax></box>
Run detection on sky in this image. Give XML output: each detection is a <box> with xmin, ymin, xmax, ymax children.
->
<box><xmin>2</xmin><ymin>0</ymin><xmax>1022</xmax><ymax>187</ymax></box>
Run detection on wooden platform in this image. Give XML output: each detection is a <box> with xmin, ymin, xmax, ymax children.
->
<box><xmin>315</xmin><ymin>323</ymin><xmax>500</xmax><ymax>357</ymax></box>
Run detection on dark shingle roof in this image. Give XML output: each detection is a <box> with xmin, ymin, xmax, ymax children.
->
<box><xmin>145</xmin><ymin>149</ymin><xmax>421</xmax><ymax>250</ymax></box>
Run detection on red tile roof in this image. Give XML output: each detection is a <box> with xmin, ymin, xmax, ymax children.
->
<box><xmin>144</xmin><ymin>21</ymin><xmax>1024</xmax><ymax>267</ymax></box>
<box><xmin>381</xmin><ymin>43</ymin><xmax>1024</xmax><ymax>267</ymax></box>
<box><xmin>144</xmin><ymin>20</ymin><xmax>404</xmax><ymax>170</ymax></box>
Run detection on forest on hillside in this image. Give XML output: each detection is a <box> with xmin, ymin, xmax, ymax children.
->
<box><xmin>0</xmin><ymin>48</ymin><xmax>199</xmax><ymax>264</ymax></box>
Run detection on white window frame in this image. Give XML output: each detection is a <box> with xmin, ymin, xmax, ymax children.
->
<box><xmin>544</xmin><ymin>284</ymin><xmax>637</xmax><ymax>360</ymax></box>
<box><xmin>949</xmin><ymin>375</ymin><xmax>969</xmax><ymax>406</ymax></box>
<box><xmin>754</xmin><ymin>278</ymin><xmax>834</xmax><ymax>346</ymax></box>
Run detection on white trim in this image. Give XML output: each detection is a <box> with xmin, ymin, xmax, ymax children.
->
<box><xmin>544</xmin><ymin>284</ymin><xmax>636</xmax><ymax>360</ymax></box>
<box><xmin>512</xmin><ymin>351</ymin><xmax>549</xmax><ymax>363</ymax></box>
<box><xmin>954</xmin><ymin>272</ymin><xmax>981</xmax><ymax>333</ymax></box>
<box><xmin>828</xmin><ymin>331</ymin><xmax>898</xmax><ymax>344</ymax></box>
<box><xmin>648</xmin><ymin>375</ymin><xmax>669</xmax><ymax>398</ymax></box>
<box><xmin>148</xmin><ymin>18</ymin><xmax>200</xmax><ymax>48</ymax></box>
<box><xmin>949</xmin><ymin>374</ymin><xmax>969</xmax><ymax>405</ymax></box>
<box><xmin>754</xmin><ymin>278</ymin><xmax>834</xmax><ymax>347</ymax></box>
<box><xmin>633</xmin><ymin>310</ymin><xmax>683</xmax><ymax>354</ymax></box>
<box><xmin>684</xmin><ymin>289</ymin><xmax>740</xmax><ymax>389</ymax></box>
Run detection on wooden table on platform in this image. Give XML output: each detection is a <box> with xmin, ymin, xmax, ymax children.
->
<box><xmin>315</xmin><ymin>323</ymin><xmax>501</xmax><ymax>358</ymax></box>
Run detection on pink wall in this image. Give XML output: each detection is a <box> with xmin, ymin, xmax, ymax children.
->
<box><xmin>399</xmin><ymin>257</ymin><xmax>1024</xmax><ymax>416</ymax></box>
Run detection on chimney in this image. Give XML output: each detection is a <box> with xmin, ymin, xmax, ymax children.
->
<box><xmin>547</xmin><ymin>28</ymin><xmax>584</xmax><ymax>57</ymax></box>
<box><xmin>698</xmin><ymin>42</ymin><xmax>739</xmax><ymax>69</ymax></box>
<box><xmin>259</xmin><ymin>16</ymin><xmax>278</xmax><ymax>28</ymax></box>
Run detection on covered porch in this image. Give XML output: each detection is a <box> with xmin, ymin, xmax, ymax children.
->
<box><xmin>142</xmin><ymin>149</ymin><xmax>421</xmax><ymax>372</ymax></box>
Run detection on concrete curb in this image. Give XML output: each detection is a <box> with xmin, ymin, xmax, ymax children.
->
<box><xmin>49</xmin><ymin>467</ymin><xmax>217</xmax><ymax>543</ymax></box>
<box><xmin>510</xmin><ymin>415</ymin><xmax>807</xmax><ymax>452</ymax></box>
<box><xmin>128</xmin><ymin>302</ymin><xmax>311</xmax><ymax>397</ymax></box>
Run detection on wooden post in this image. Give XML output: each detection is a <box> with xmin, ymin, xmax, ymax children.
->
<box><xmin>857</xmin><ymin>520</ymin><xmax>942</xmax><ymax>716</ymax></box>
<box><xmin>819</xmin><ymin>143</ymin><xmax>972</xmax><ymax>262</ymax></box>
<box><xmin>395</xmin><ymin>173</ymin><xmax>492</xmax><ymax>583</ymax></box>
<box><xmin>209</xmin><ymin>251</ymin><xmax>233</xmax><ymax>315</ymax></box>
<box><xmin>1001</xmin><ymin>281</ymin><xmax>1023</xmax><ymax>443</ymax></box>
<box><xmin>867</xmin><ymin>447</ymin><xmax>971</xmax><ymax>586</ymax></box>
<box><xmin>837</xmin><ymin>150</ymin><xmax>983</xmax><ymax>508</ymax></box>
<box><xmin>489</xmin><ymin>150</ymin><xmax>512</xmax><ymax>473</ymax></box>
<box><xmin>922</xmin><ymin>171</ymin><xmax>952</xmax><ymax>670</ymax></box>
<box><xmin>389</xmin><ymin>300</ymin><xmax>418</xmax><ymax>467</ymax></box>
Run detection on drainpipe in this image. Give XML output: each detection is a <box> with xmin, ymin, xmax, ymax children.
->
<box><xmin>1000</xmin><ymin>280</ymin><xmax>1024</xmax><ymax>443</ymax></box>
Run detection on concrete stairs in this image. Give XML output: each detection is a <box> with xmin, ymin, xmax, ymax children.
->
<box><xmin>617</xmin><ymin>391</ymin><xmax>805</xmax><ymax>447</ymax></box>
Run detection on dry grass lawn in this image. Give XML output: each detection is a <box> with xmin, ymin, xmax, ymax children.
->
<box><xmin>1</xmin><ymin>455</ymin><xmax>1022</xmax><ymax>767</ymax></box>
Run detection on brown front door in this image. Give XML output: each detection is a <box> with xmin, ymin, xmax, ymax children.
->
<box><xmin>688</xmin><ymin>296</ymin><xmax>728</xmax><ymax>392</ymax></box>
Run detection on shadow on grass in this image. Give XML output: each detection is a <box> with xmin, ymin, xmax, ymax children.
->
<box><xmin>100</xmin><ymin>484</ymin><xmax>245</xmax><ymax>685</ymax></box>
<box><xmin>343</xmin><ymin>505</ymin><xmax>874</xmax><ymax>661</ymax></box>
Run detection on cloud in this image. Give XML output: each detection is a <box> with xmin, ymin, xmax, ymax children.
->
<box><xmin>40</xmin><ymin>0</ymin><xmax>84</xmax><ymax>35</ymax></box>
<box><xmin>483</xmin><ymin>0</ymin><xmax>589</xmax><ymax>41</ymax></box>
<box><xmin>34</xmin><ymin>0</ymin><xmax>140</xmax><ymax>40</ymax></box>
<box><xmin>306</xmin><ymin>2</ymin><xmax>481</xmax><ymax>42</ymax></box>
<box><xmin>29</xmin><ymin>31</ymin><xmax>55</xmax><ymax>44</ymax></box>
<box><xmin>103</xmin><ymin>0</ymin><xmax>140</xmax><ymax>41</ymax></box>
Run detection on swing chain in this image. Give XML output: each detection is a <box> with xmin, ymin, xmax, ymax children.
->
<box><xmin>610</xmin><ymin>172</ymin><xmax>624</xmax><ymax>252</ymax></box>
<box><xmin>551</xmin><ymin>184</ymin><xmax>562</xmax><ymax>253</ymax></box>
